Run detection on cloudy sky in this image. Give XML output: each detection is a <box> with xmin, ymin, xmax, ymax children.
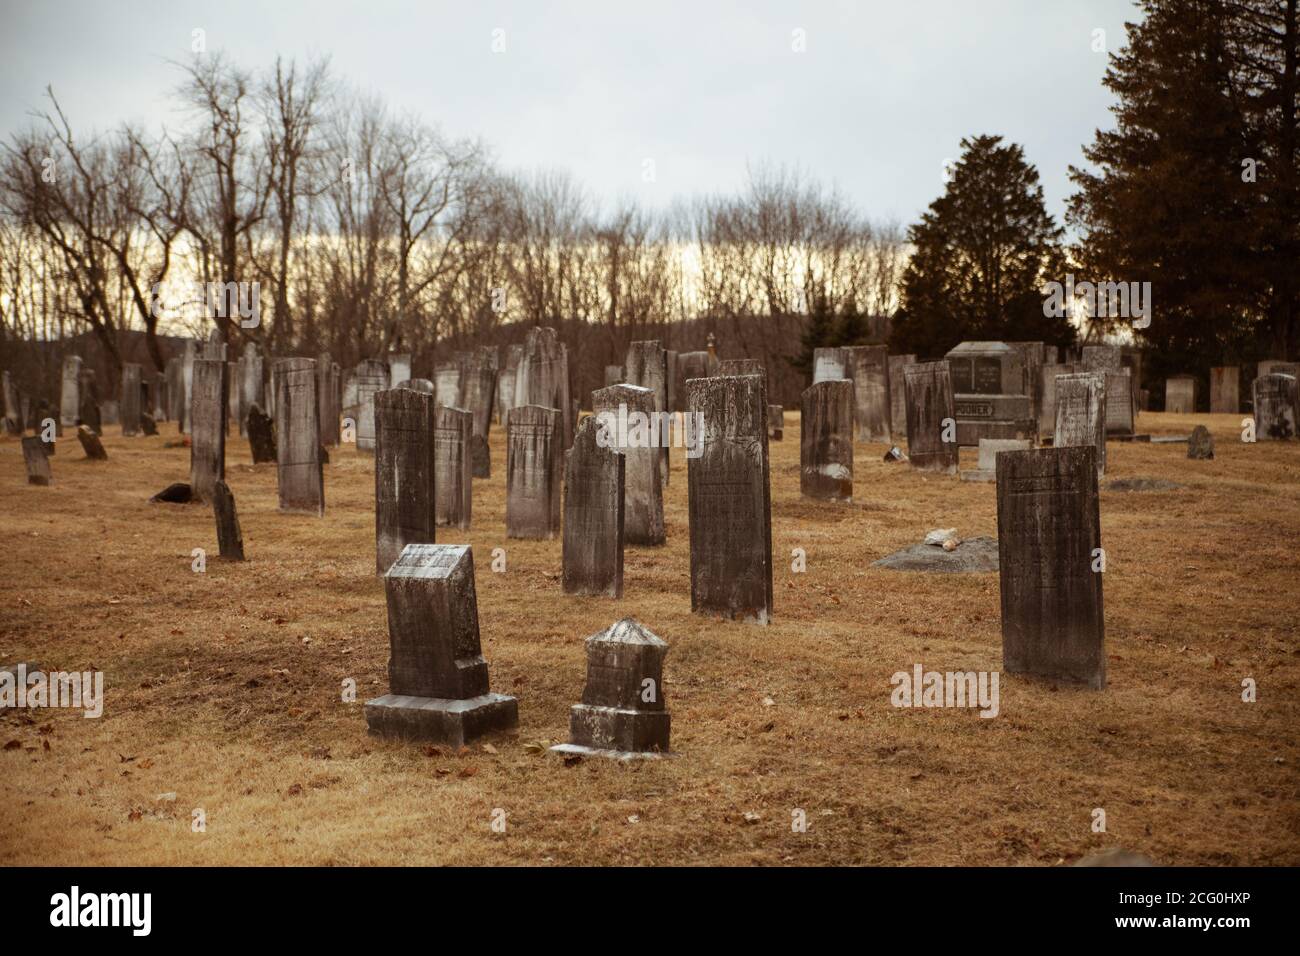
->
<box><xmin>1</xmin><ymin>0</ymin><xmax>1140</xmax><ymax>229</ymax></box>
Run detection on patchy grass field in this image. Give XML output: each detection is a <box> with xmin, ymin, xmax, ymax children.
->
<box><xmin>1</xmin><ymin>410</ymin><xmax>1297</xmax><ymax>866</ymax></box>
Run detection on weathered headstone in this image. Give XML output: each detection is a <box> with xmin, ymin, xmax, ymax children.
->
<box><xmin>273</xmin><ymin>358</ymin><xmax>324</xmax><ymax>515</ymax></box>
<box><xmin>563</xmin><ymin>415</ymin><xmax>625</xmax><ymax>597</ymax></box>
<box><xmin>1009</xmin><ymin>341</ymin><xmax>1046</xmax><ymax>429</ymax></box>
<box><xmin>996</xmin><ymin>445</ymin><xmax>1105</xmax><ymax>689</ymax></box>
<box><xmin>1053</xmin><ymin>371</ymin><xmax>1106</xmax><ymax>477</ymax></box>
<box><xmin>237</xmin><ymin>345</ymin><xmax>264</xmax><ymax>437</ymax></box>
<box><xmin>189</xmin><ymin>358</ymin><xmax>226</xmax><ymax>503</ymax></box>
<box><xmin>1258</xmin><ymin>359</ymin><xmax>1299</xmax><ymax>380</ymax></box>
<box><xmin>843</xmin><ymin>345</ymin><xmax>891</xmax><ymax>442</ymax></box>
<box><xmin>1039</xmin><ymin>362</ymin><xmax>1076</xmax><ymax>439</ymax></box>
<box><xmin>592</xmin><ymin>384</ymin><xmax>665</xmax><ymax>546</ymax></box>
<box><xmin>120</xmin><ymin>363</ymin><xmax>142</xmax><ymax>436</ymax></box>
<box><xmin>800</xmin><ymin>379</ymin><xmax>854</xmax><ymax>501</ymax></box>
<box><xmin>2</xmin><ymin>371</ymin><xmax>20</xmax><ymax>434</ymax></box>
<box><xmin>76</xmin><ymin>425</ymin><xmax>107</xmax><ymax>460</ymax></box>
<box><xmin>768</xmin><ymin>404</ymin><xmax>784</xmax><ymax>441</ymax></box>
<box><xmin>60</xmin><ymin>355</ymin><xmax>82</xmax><ymax>427</ymax></box>
<box><xmin>625</xmin><ymin>340</ymin><xmax>669</xmax><ymax>485</ymax></box>
<box><xmin>212</xmin><ymin>479</ymin><xmax>245</xmax><ymax>560</ymax></box>
<box><xmin>1165</xmin><ymin>375</ymin><xmax>1196</xmax><ymax>414</ymax></box>
<box><xmin>604</xmin><ymin>365</ymin><xmax>623</xmax><ymax>387</ymax></box>
<box><xmin>22</xmin><ymin>436</ymin><xmax>51</xmax><ymax>485</ymax></box>
<box><xmin>550</xmin><ymin>618</ymin><xmax>671</xmax><ymax>758</ymax></box>
<box><xmin>516</xmin><ymin>327</ymin><xmax>572</xmax><ymax>447</ymax></box>
<box><xmin>686</xmin><ymin>375</ymin><xmax>773</xmax><ymax>624</ymax></box>
<box><xmin>181</xmin><ymin>339</ymin><xmax>197</xmax><ymax>434</ymax></box>
<box><xmin>903</xmin><ymin>361</ymin><xmax>959</xmax><ymax>475</ymax></box>
<box><xmin>1210</xmin><ymin>366</ymin><xmax>1239</xmax><ymax>414</ymax></box>
<box><xmin>246</xmin><ymin>404</ymin><xmax>276</xmax><ymax>463</ymax></box>
<box><xmin>497</xmin><ymin>343</ymin><xmax>522</xmax><ymax>423</ymax></box>
<box><xmin>458</xmin><ymin>356</ymin><xmax>496</xmax><ymax>479</ymax></box>
<box><xmin>812</xmin><ymin>347</ymin><xmax>847</xmax><ymax>383</ymax></box>
<box><xmin>433</xmin><ymin>362</ymin><xmax>461</xmax><ymax>409</ymax></box>
<box><xmin>506</xmin><ymin>404</ymin><xmax>563</xmax><ymax>539</ymax></box>
<box><xmin>364</xmin><ymin>544</ymin><xmax>518</xmax><ymax>746</ymax></box>
<box><xmin>1104</xmin><ymin>369</ymin><xmax>1135</xmax><ymax>436</ymax></box>
<box><xmin>375</xmin><ymin>388</ymin><xmax>437</xmax><ymax>573</ymax></box>
<box><xmin>387</xmin><ymin>353</ymin><xmax>412</xmax><ymax>387</ymax></box>
<box><xmin>354</xmin><ymin>359</ymin><xmax>390</xmax><ymax>453</ymax></box>
<box><xmin>888</xmin><ymin>353</ymin><xmax>917</xmax><ymax>440</ymax></box>
<box><xmin>78</xmin><ymin>391</ymin><xmax>101</xmax><ymax>436</ymax></box>
<box><xmin>960</xmin><ymin>437</ymin><xmax>1032</xmax><ymax>482</ymax></box>
<box><xmin>317</xmin><ymin>352</ymin><xmax>338</xmax><ymax>447</ymax></box>
<box><xmin>674</xmin><ymin>351</ymin><xmax>717</xmax><ymax>411</ymax></box>
<box><xmin>1253</xmin><ymin>373</ymin><xmax>1298</xmax><ymax>440</ymax></box>
<box><xmin>1188</xmin><ymin>424</ymin><xmax>1215</xmax><ymax>459</ymax></box>
<box><xmin>717</xmin><ymin>358</ymin><xmax>764</xmax><ymax>378</ymax></box>
<box><xmin>435</xmin><ymin>405</ymin><xmax>473</xmax><ymax>530</ymax></box>
<box><xmin>1081</xmin><ymin>344</ymin><xmax>1122</xmax><ymax>374</ymax></box>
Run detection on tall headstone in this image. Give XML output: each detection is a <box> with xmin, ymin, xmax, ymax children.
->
<box><xmin>120</xmin><ymin>364</ymin><xmax>142</xmax><ymax>436</ymax></box>
<box><xmin>674</xmin><ymin>351</ymin><xmax>716</xmax><ymax>411</ymax></box>
<box><xmin>181</xmin><ymin>339</ymin><xmax>198</xmax><ymax>434</ymax></box>
<box><xmin>60</xmin><ymin>355</ymin><xmax>82</xmax><ymax>427</ymax></box>
<box><xmin>841</xmin><ymin>345</ymin><xmax>891</xmax><ymax>442</ymax></box>
<box><xmin>800</xmin><ymin>379</ymin><xmax>854</xmax><ymax>501</ymax></box>
<box><xmin>273</xmin><ymin>358</ymin><xmax>324</xmax><ymax>515</ymax></box>
<box><xmin>903</xmin><ymin>361</ymin><xmax>958</xmax><ymax>475</ymax></box>
<box><xmin>1165</xmin><ymin>375</ymin><xmax>1196</xmax><ymax>414</ymax></box>
<box><xmin>592</xmin><ymin>384</ymin><xmax>665</xmax><ymax>546</ymax></box>
<box><xmin>189</xmin><ymin>358</ymin><xmax>226</xmax><ymax>503</ymax></box>
<box><xmin>1209</xmin><ymin>366</ymin><xmax>1240</xmax><ymax>414</ymax></box>
<box><xmin>768</xmin><ymin>404</ymin><xmax>784</xmax><ymax>442</ymax></box>
<box><xmin>563</xmin><ymin>415</ymin><xmax>625</xmax><ymax>597</ymax></box>
<box><xmin>2</xmin><ymin>371</ymin><xmax>21</xmax><ymax>434</ymax></box>
<box><xmin>458</xmin><ymin>355</ymin><xmax>496</xmax><ymax>479</ymax></box>
<box><xmin>354</xmin><ymin>359</ymin><xmax>390</xmax><ymax>453</ymax></box>
<box><xmin>364</xmin><ymin>544</ymin><xmax>519</xmax><ymax>746</ymax></box>
<box><xmin>1039</xmin><ymin>362</ymin><xmax>1076</xmax><ymax>439</ymax></box>
<box><xmin>516</xmin><ymin>328</ymin><xmax>573</xmax><ymax>447</ymax></box>
<box><xmin>433</xmin><ymin>363</ymin><xmax>461</xmax><ymax>409</ymax></box>
<box><xmin>497</xmin><ymin>344</ymin><xmax>523</xmax><ymax>423</ymax></box>
<box><xmin>238</xmin><ymin>344</ymin><xmax>264</xmax><ymax>437</ymax></box>
<box><xmin>888</xmin><ymin>353</ymin><xmax>917</xmax><ymax>440</ymax></box>
<box><xmin>624</xmin><ymin>340</ymin><xmax>669</xmax><ymax>485</ymax></box>
<box><xmin>375</xmin><ymin>387</ymin><xmax>436</xmax><ymax>572</ymax></box>
<box><xmin>1103</xmin><ymin>369</ymin><xmax>1135</xmax><ymax>436</ymax></box>
<box><xmin>1053</xmin><ymin>371</ymin><xmax>1106</xmax><ymax>477</ymax></box>
<box><xmin>435</xmin><ymin>405</ymin><xmax>473</xmax><ymax>530</ymax></box>
<box><xmin>317</xmin><ymin>352</ymin><xmax>338</xmax><ymax>447</ymax></box>
<box><xmin>996</xmin><ymin>446</ymin><xmax>1105</xmax><ymax>689</ymax></box>
<box><xmin>212</xmin><ymin>479</ymin><xmax>245</xmax><ymax>560</ymax></box>
<box><xmin>506</xmin><ymin>404</ymin><xmax>563</xmax><ymax>539</ymax></box>
<box><xmin>22</xmin><ymin>436</ymin><xmax>51</xmax><ymax>485</ymax></box>
<box><xmin>1253</xmin><ymin>373</ymin><xmax>1298</xmax><ymax>440</ymax></box>
<box><xmin>550</xmin><ymin>619</ymin><xmax>671</xmax><ymax>758</ymax></box>
<box><xmin>686</xmin><ymin>375</ymin><xmax>773</xmax><ymax>624</ymax></box>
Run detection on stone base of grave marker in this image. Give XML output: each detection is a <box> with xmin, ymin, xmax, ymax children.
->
<box><xmin>212</xmin><ymin>479</ymin><xmax>245</xmax><ymax>560</ymax></box>
<box><xmin>364</xmin><ymin>693</ymin><xmax>519</xmax><ymax>747</ymax></box>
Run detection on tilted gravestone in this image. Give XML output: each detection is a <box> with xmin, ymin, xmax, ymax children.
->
<box><xmin>212</xmin><ymin>479</ymin><xmax>245</xmax><ymax>560</ymax></box>
<box><xmin>903</xmin><ymin>361</ymin><xmax>959</xmax><ymax>475</ymax></box>
<box><xmin>625</xmin><ymin>340</ymin><xmax>670</xmax><ymax>486</ymax></box>
<box><xmin>506</xmin><ymin>404</ymin><xmax>563</xmax><ymax>539</ymax></box>
<box><xmin>60</xmin><ymin>355</ymin><xmax>82</xmax><ymax>427</ymax></box>
<box><xmin>996</xmin><ymin>445</ymin><xmax>1105</xmax><ymax>689</ymax></box>
<box><xmin>1210</xmin><ymin>366</ymin><xmax>1239</xmax><ymax>414</ymax></box>
<box><xmin>189</xmin><ymin>359</ymin><xmax>227</xmax><ymax>503</ymax></box>
<box><xmin>1165</xmin><ymin>375</ymin><xmax>1196</xmax><ymax>414</ymax></box>
<box><xmin>364</xmin><ymin>544</ymin><xmax>518</xmax><ymax>746</ymax></box>
<box><xmin>375</xmin><ymin>388</ymin><xmax>437</xmax><ymax>574</ymax></box>
<box><xmin>120</xmin><ymin>363</ymin><xmax>142</xmax><ymax>436</ymax></box>
<box><xmin>800</xmin><ymin>379</ymin><xmax>854</xmax><ymax>501</ymax></box>
<box><xmin>273</xmin><ymin>358</ymin><xmax>324</xmax><ymax>515</ymax></box>
<box><xmin>843</xmin><ymin>345</ymin><xmax>891</xmax><ymax>442</ymax></box>
<box><xmin>592</xmin><ymin>384</ymin><xmax>665</xmax><ymax>546</ymax></box>
<box><xmin>435</xmin><ymin>405</ymin><xmax>473</xmax><ymax>530</ymax></box>
<box><xmin>1253</xmin><ymin>373</ymin><xmax>1298</xmax><ymax>440</ymax></box>
<box><xmin>563</xmin><ymin>415</ymin><xmax>625</xmax><ymax>598</ymax></box>
<box><xmin>1053</xmin><ymin>371</ymin><xmax>1107</xmax><ymax>477</ymax></box>
<box><xmin>888</xmin><ymin>353</ymin><xmax>917</xmax><ymax>440</ymax></box>
<box><xmin>76</xmin><ymin>425</ymin><xmax>107</xmax><ymax>460</ymax></box>
<box><xmin>686</xmin><ymin>375</ymin><xmax>773</xmax><ymax>624</ymax></box>
<box><xmin>246</xmin><ymin>403</ymin><xmax>276</xmax><ymax>463</ymax></box>
<box><xmin>79</xmin><ymin>391</ymin><xmax>101</xmax><ymax>436</ymax></box>
<box><xmin>354</xmin><ymin>359</ymin><xmax>391</xmax><ymax>453</ymax></box>
<box><xmin>550</xmin><ymin>618</ymin><xmax>671</xmax><ymax>759</ymax></box>
<box><xmin>22</xmin><ymin>436</ymin><xmax>51</xmax><ymax>485</ymax></box>
<box><xmin>516</xmin><ymin>327</ymin><xmax>572</xmax><ymax>448</ymax></box>
<box><xmin>768</xmin><ymin>404</ymin><xmax>784</xmax><ymax>442</ymax></box>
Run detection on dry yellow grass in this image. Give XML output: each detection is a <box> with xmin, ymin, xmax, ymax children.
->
<box><xmin>1</xmin><ymin>410</ymin><xmax>1297</xmax><ymax>866</ymax></box>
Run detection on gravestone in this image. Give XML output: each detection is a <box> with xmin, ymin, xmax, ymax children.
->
<box><xmin>903</xmin><ymin>361</ymin><xmax>959</xmax><ymax>475</ymax></box>
<box><xmin>354</xmin><ymin>359</ymin><xmax>390</xmax><ymax>453</ymax></box>
<box><xmin>212</xmin><ymin>479</ymin><xmax>245</xmax><ymax>560</ymax></box>
<box><xmin>246</xmin><ymin>404</ymin><xmax>276</xmax><ymax>463</ymax></box>
<box><xmin>103</xmin><ymin>399</ymin><xmax>121</xmax><ymax>428</ymax></box>
<box><xmin>120</xmin><ymin>364</ymin><xmax>142</xmax><ymax>436</ymax></box>
<box><xmin>515</xmin><ymin>327</ymin><xmax>572</xmax><ymax>447</ymax></box>
<box><xmin>1253</xmin><ymin>373</ymin><xmax>1298</xmax><ymax>440</ymax></box>
<box><xmin>317</xmin><ymin>352</ymin><xmax>339</xmax><ymax>447</ymax></box>
<box><xmin>363</xmin><ymin>544</ymin><xmax>518</xmax><ymax>746</ymax></box>
<box><xmin>435</xmin><ymin>405</ymin><xmax>473</xmax><ymax>530</ymax></box>
<box><xmin>1257</xmin><ymin>359</ymin><xmax>1299</xmax><ymax>380</ymax></box>
<box><xmin>604</xmin><ymin>365</ymin><xmax>623</xmax><ymax>387</ymax></box>
<box><xmin>238</xmin><ymin>344</ymin><xmax>264</xmax><ymax>437</ymax></box>
<box><xmin>666</xmin><ymin>351</ymin><xmax>677</xmax><ymax>414</ymax></box>
<box><xmin>76</xmin><ymin>425</ymin><xmax>107</xmax><ymax>460</ymax></box>
<box><xmin>945</xmin><ymin>341</ymin><xmax>1034</xmax><ymax>446</ymax></box>
<box><xmin>387</xmin><ymin>353</ymin><xmax>412</xmax><ymax>387</ymax></box>
<box><xmin>2</xmin><ymin>371</ymin><xmax>20</xmax><ymax>434</ymax></box>
<box><xmin>1081</xmin><ymin>344</ymin><xmax>1122</xmax><ymax>374</ymax></box>
<box><xmin>79</xmin><ymin>390</ymin><xmax>101</xmax><ymax>436</ymax></box>
<box><xmin>497</xmin><ymin>344</ymin><xmax>522</xmax><ymax>423</ymax></box>
<box><xmin>22</xmin><ymin>436</ymin><xmax>51</xmax><ymax>485</ymax></box>
<box><xmin>1104</xmin><ymin>369</ymin><xmax>1135</xmax><ymax>436</ymax></box>
<box><xmin>686</xmin><ymin>375</ymin><xmax>773</xmax><ymax>624</ymax></box>
<box><xmin>888</xmin><ymin>353</ymin><xmax>917</xmax><ymax>440</ymax></box>
<box><xmin>674</xmin><ymin>351</ymin><xmax>717</xmax><ymax>411</ymax></box>
<box><xmin>506</xmin><ymin>404</ymin><xmax>563</xmax><ymax>539</ymax></box>
<box><xmin>1165</xmin><ymin>375</ymin><xmax>1196</xmax><ymax>414</ymax></box>
<box><xmin>625</xmin><ymin>340</ymin><xmax>669</xmax><ymax>485</ymax></box>
<box><xmin>717</xmin><ymin>358</ymin><xmax>764</xmax><ymax>378</ymax></box>
<box><xmin>563</xmin><ymin>415</ymin><xmax>625</xmax><ymax>597</ymax></box>
<box><xmin>141</xmin><ymin>412</ymin><xmax>157</xmax><ymax>436</ymax></box>
<box><xmin>1039</xmin><ymin>362</ymin><xmax>1076</xmax><ymax>439</ymax></box>
<box><xmin>189</xmin><ymin>359</ymin><xmax>226</xmax><ymax>503</ymax></box>
<box><xmin>60</xmin><ymin>355</ymin><xmax>82</xmax><ymax>427</ymax></box>
<box><xmin>592</xmin><ymin>384</ymin><xmax>665</xmax><ymax>546</ymax></box>
<box><xmin>165</xmin><ymin>356</ymin><xmax>184</xmax><ymax>429</ymax></box>
<box><xmin>375</xmin><ymin>387</ymin><xmax>437</xmax><ymax>573</ymax></box>
<box><xmin>181</xmin><ymin>339</ymin><xmax>198</xmax><ymax>434</ymax></box>
<box><xmin>768</xmin><ymin>404</ymin><xmax>784</xmax><ymax>441</ymax></box>
<box><xmin>1209</xmin><ymin>366</ymin><xmax>1239</xmax><ymax>414</ymax></box>
<box><xmin>1053</xmin><ymin>371</ymin><xmax>1106</xmax><ymax>477</ymax></box>
<box><xmin>1188</xmin><ymin>424</ymin><xmax>1215</xmax><ymax>459</ymax></box>
<box><xmin>1010</xmin><ymin>341</ymin><xmax>1046</xmax><ymax>429</ymax></box>
<box><xmin>458</xmin><ymin>356</ymin><xmax>496</xmax><ymax>478</ymax></box>
<box><xmin>800</xmin><ymin>379</ymin><xmax>854</xmax><ymax>501</ymax></box>
<box><xmin>996</xmin><ymin>445</ymin><xmax>1105</xmax><ymax>689</ymax></box>
<box><xmin>812</xmin><ymin>347</ymin><xmax>847</xmax><ymax>383</ymax></box>
<box><xmin>203</xmin><ymin>330</ymin><xmax>227</xmax><ymax>361</ymax></box>
<box><xmin>433</xmin><ymin>363</ymin><xmax>461</xmax><ymax>408</ymax></box>
<box><xmin>960</xmin><ymin>437</ymin><xmax>1032</xmax><ymax>482</ymax></box>
<box><xmin>273</xmin><ymin>358</ymin><xmax>324</xmax><ymax>515</ymax></box>
<box><xmin>550</xmin><ymin>618</ymin><xmax>671</xmax><ymax>758</ymax></box>
<box><xmin>843</xmin><ymin>345</ymin><xmax>891</xmax><ymax>442</ymax></box>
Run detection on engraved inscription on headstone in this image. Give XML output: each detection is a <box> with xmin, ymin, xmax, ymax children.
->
<box><xmin>1053</xmin><ymin>371</ymin><xmax>1106</xmax><ymax>477</ymax></box>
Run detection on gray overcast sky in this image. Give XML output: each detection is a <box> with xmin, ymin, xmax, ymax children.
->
<box><xmin>1</xmin><ymin>0</ymin><xmax>1141</xmax><ymax>227</ymax></box>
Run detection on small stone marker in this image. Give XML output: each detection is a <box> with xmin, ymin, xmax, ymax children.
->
<box><xmin>22</xmin><ymin>437</ymin><xmax>51</xmax><ymax>485</ymax></box>
<box><xmin>354</xmin><ymin>359</ymin><xmax>390</xmax><ymax>453</ymax></box>
<box><xmin>960</xmin><ymin>437</ymin><xmax>1032</xmax><ymax>482</ymax></box>
<box><xmin>550</xmin><ymin>618</ymin><xmax>671</xmax><ymax>759</ymax></box>
<box><xmin>1053</xmin><ymin>371</ymin><xmax>1106</xmax><ymax>477</ymax></box>
<box><xmin>246</xmin><ymin>403</ymin><xmax>276</xmax><ymax>463</ymax></box>
<box><xmin>375</xmin><ymin>388</ymin><xmax>437</xmax><ymax>573</ymax></box>
<box><xmin>1210</xmin><ymin>366</ymin><xmax>1239</xmax><ymax>414</ymax></box>
<box><xmin>212</xmin><ymin>479</ymin><xmax>245</xmax><ymax>560</ymax></box>
<box><xmin>903</xmin><ymin>361</ymin><xmax>958</xmax><ymax>475</ymax></box>
<box><xmin>189</xmin><ymin>358</ymin><xmax>227</xmax><ymax>503</ymax></box>
<box><xmin>506</xmin><ymin>404</ymin><xmax>563</xmax><ymax>539</ymax></box>
<box><xmin>996</xmin><ymin>445</ymin><xmax>1105</xmax><ymax>689</ymax></box>
<box><xmin>76</xmin><ymin>425</ymin><xmax>107</xmax><ymax>460</ymax></box>
<box><xmin>435</xmin><ymin>405</ymin><xmax>473</xmax><ymax>530</ymax></box>
<box><xmin>364</xmin><ymin>544</ymin><xmax>519</xmax><ymax>746</ymax></box>
<box><xmin>768</xmin><ymin>404</ymin><xmax>784</xmax><ymax>441</ymax></box>
<box><xmin>843</xmin><ymin>345</ymin><xmax>892</xmax><ymax>442</ymax></box>
<box><xmin>800</xmin><ymin>379</ymin><xmax>853</xmax><ymax>501</ymax></box>
<box><xmin>592</xmin><ymin>383</ymin><xmax>665</xmax><ymax>546</ymax></box>
<box><xmin>686</xmin><ymin>375</ymin><xmax>773</xmax><ymax>624</ymax></box>
<box><xmin>1187</xmin><ymin>425</ymin><xmax>1215</xmax><ymax>460</ymax></box>
<box><xmin>1253</xmin><ymin>373</ymin><xmax>1298</xmax><ymax>440</ymax></box>
<box><xmin>273</xmin><ymin>358</ymin><xmax>324</xmax><ymax>515</ymax></box>
<box><xmin>888</xmin><ymin>353</ymin><xmax>917</xmax><ymax>440</ymax></box>
<box><xmin>563</xmin><ymin>415</ymin><xmax>625</xmax><ymax>597</ymax></box>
